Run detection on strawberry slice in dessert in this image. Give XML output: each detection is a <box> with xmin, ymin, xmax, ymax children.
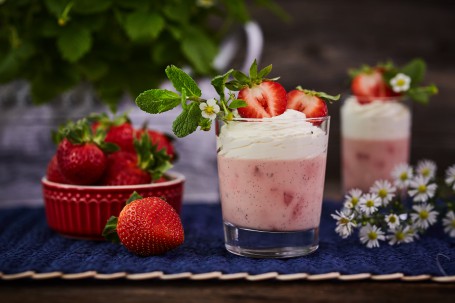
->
<box><xmin>287</xmin><ymin>86</ymin><xmax>340</xmax><ymax>118</ymax></box>
<box><xmin>226</xmin><ymin>60</ymin><xmax>287</xmax><ymax>118</ymax></box>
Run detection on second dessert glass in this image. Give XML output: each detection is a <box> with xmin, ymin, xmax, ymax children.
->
<box><xmin>341</xmin><ymin>96</ymin><xmax>411</xmax><ymax>192</ymax></box>
<box><xmin>216</xmin><ymin>113</ymin><xmax>330</xmax><ymax>258</ymax></box>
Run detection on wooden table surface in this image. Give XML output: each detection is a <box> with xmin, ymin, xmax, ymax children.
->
<box><xmin>1</xmin><ymin>279</ymin><xmax>455</xmax><ymax>303</ymax></box>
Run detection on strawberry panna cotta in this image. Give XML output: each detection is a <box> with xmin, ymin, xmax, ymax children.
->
<box><xmin>46</xmin><ymin>113</ymin><xmax>176</xmax><ymax>186</ymax></box>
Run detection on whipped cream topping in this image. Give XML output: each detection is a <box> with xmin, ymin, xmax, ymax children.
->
<box><xmin>341</xmin><ymin>96</ymin><xmax>411</xmax><ymax>140</ymax></box>
<box><xmin>217</xmin><ymin>109</ymin><xmax>328</xmax><ymax>159</ymax></box>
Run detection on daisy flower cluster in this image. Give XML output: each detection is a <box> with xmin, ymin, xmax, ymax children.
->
<box><xmin>332</xmin><ymin>160</ymin><xmax>455</xmax><ymax>248</ymax></box>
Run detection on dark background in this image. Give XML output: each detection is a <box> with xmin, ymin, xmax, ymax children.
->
<box><xmin>249</xmin><ymin>0</ymin><xmax>455</xmax><ymax>183</ymax></box>
<box><xmin>0</xmin><ymin>0</ymin><xmax>454</xmax><ymax>204</ymax></box>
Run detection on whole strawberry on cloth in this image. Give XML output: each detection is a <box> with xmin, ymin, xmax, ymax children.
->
<box><xmin>103</xmin><ymin>192</ymin><xmax>184</xmax><ymax>256</ymax></box>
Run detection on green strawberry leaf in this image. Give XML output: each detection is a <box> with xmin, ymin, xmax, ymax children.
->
<box><xmin>198</xmin><ymin>116</ymin><xmax>212</xmax><ymax>131</ymax></box>
<box><xmin>400</xmin><ymin>58</ymin><xmax>426</xmax><ymax>86</ymax></box>
<box><xmin>249</xmin><ymin>59</ymin><xmax>258</xmax><ymax>80</ymax></box>
<box><xmin>228</xmin><ymin>99</ymin><xmax>248</xmax><ymax>109</ymax></box>
<box><xmin>172</xmin><ymin>102</ymin><xmax>201</xmax><ymax>138</ymax></box>
<box><xmin>102</xmin><ymin>216</ymin><xmax>120</xmax><ymax>243</ymax></box>
<box><xmin>406</xmin><ymin>85</ymin><xmax>438</xmax><ymax>105</ymax></box>
<box><xmin>296</xmin><ymin>86</ymin><xmax>341</xmax><ymax>103</ymax></box>
<box><xmin>165</xmin><ymin>65</ymin><xmax>201</xmax><ymax>97</ymax></box>
<box><xmin>232</xmin><ymin>70</ymin><xmax>250</xmax><ymax>84</ymax></box>
<box><xmin>258</xmin><ymin>64</ymin><xmax>272</xmax><ymax>79</ymax></box>
<box><xmin>136</xmin><ymin>89</ymin><xmax>181</xmax><ymax>114</ymax></box>
<box><xmin>211</xmin><ymin>69</ymin><xmax>234</xmax><ymax>97</ymax></box>
<box><xmin>126</xmin><ymin>191</ymin><xmax>143</xmax><ymax>205</ymax></box>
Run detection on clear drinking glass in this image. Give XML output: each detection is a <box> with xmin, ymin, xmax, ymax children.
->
<box><xmin>216</xmin><ymin>115</ymin><xmax>330</xmax><ymax>258</ymax></box>
<box><xmin>341</xmin><ymin>96</ymin><xmax>411</xmax><ymax>192</ymax></box>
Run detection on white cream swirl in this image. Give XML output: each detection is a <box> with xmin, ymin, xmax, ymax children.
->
<box><xmin>217</xmin><ymin>109</ymin><xmax>328</xmax><ymax>159</ymax></box>
<box><xmin>341</xmin><ymin>96</ymin><xmax>411</xmax><ymax>140</ymax></box>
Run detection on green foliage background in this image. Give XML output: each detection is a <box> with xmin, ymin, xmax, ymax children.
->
<box><xmin>0</xmin><ymin>0</ymin><xmax>282</xmax><ymax>111</ymax></box>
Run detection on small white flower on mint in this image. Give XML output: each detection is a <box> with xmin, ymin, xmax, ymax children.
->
<box><xmin>331</xmin><ymin>210</ymin><xmax>356</xmax><ymax>239</ymax></box>
<box><xmin>408</xmin><ymin>175</ymin><xmax>437</xmax><ymax>203</ymax></box>
<box><xmin>390</xmin><ymin>73</ymin><xmax>411</xmax><ymax>93</ymax></box>
<box><xmin>358</xmin><ymin>193</ymin><xmax>381</xmax><ymax>216</ymax></box>
<box><xmin>199</xmin><ymin>98</ymin><xmax>220</xmax><ymax>121</ymax></box>
<box><xmin>391</xmin><ymin>163</ymin><xmax>414</xmax><ymax>189</ymax></box>
<box><xmin>442</xmin><ymin>211</ymin><xmax>455</xmax><ymax>237</ymax></box>
<box><xmin>385</xmin><ymin>213</ymin><xmax>401</xmax><ymax>229</ymax></box>
<box><xmin>411</xmin><ymin>203</ymin><xmax>438</xmax><ymax>230</ymax></box>
<box><xmin>416</xmin><ymin>159</ymin><xmax>437</xmax><ymax>179</ymax></box>
<box><xmin>370</xmin><ymin>180</ymin><xmax>396</xmax><ymax>206</ymax></box>
<box><xmin>359</xmin><ymin>223</ymin><xmax>385</xmax><ymax>248</ymax></box>
<box><xmin>445</xmin><ymin>164</ymin><xmax>455</xmax><ymax>191</ymax></box>
<box><xmin>343</xmin><ymin>188</ymin><xmax>362</xmax><ymax>211</ymax></box>
<box><xmin>387</xmin><ymin>225</ymin><xmax>414</xmax><ymax>245</ymax></box>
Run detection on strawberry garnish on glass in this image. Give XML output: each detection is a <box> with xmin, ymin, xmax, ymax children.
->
<box><xmin>287</xmin><ymin>86</ymin><xmax>340</xmax><ymax>118</ymax></box>
<box><xmin>226</xmin><ymin>60</ymin><xmax>287</xmax><ymax>118</ymax></box>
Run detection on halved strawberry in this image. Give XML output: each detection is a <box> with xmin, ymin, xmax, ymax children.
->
<box><xmin>226</xmin><ymin>60</ymin><xmax>287</xmax><ymax>118</ymax></box>
<box><xmin>287</xmin><ymin>87</ymin><xmax>340</xmax><ymax>118</ymax></box>
<box><xmin>351</xmin><ymin>67</ymin><xmax>399</xmax><ymax>104</ymax></box>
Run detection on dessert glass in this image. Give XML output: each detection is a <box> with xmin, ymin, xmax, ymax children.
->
<box><xmin>341</xmin><ymin>96</ymin><xmax>411</xmax><ymax>192</ymax></box>
<box><xmin>216</xmin><ymin>112</ymin><xmax>330</xmax><ymax>258</ymax></box>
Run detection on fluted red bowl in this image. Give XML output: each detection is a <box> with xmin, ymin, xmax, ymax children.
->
<box><xmin>41</xmin><ymin>172</ymin><xmax>185</xmax><ymax>240</ymax></box>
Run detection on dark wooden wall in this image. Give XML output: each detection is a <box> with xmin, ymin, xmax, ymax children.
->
<box><xmin>250</xmin><ymin>0</ymin><xmax>455</xmax><ymax>181</ymax></box>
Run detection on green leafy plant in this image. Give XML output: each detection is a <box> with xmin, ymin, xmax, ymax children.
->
<box><xmin>0</xmin><ymin>0</ymin><xmax>285</xmax><ymax>111</ymax></box>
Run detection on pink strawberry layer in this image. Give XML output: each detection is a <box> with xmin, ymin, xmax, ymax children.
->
<box><xmin>342</xmin><ymin>137</ymin><xmax>410</xmax><ymax>192</ymax></box>
<box><xmin>218</xmin><ymin>154</ymin><xmax>327</xmax><ymax>231</ymax></box>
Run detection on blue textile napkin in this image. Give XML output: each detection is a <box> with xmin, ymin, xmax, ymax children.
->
<box><xmin>0</xmin><ymin>201</ymin><xmax>454</xmax><ymax>276</ymax></box>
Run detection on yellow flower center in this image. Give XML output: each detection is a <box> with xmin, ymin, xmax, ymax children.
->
<box><xmin>352</xmin><ymin>197</ymin><xmax>358</xmax><ymax>206</ymax></box>
<box><xmin>399</xmin><ymin>172</ymin><xmax>408</xmax><ymax>181</ymax></box>
<box><xmin>340</xmin><ymin>218</ymin><xmax>349</xmax><ymax>225</ymax></box>
<box><xmin>389</xmin><ymin>216</ymin><xmax>397</xmax><ymax>223</ymax></box>
<box><xmin>204</xmin><ymin>106</ymin><xmax>215</xmax><ymax>115</ymax></box>
<box><xmin>366</xmin><ymin>200</ymin><xmax>375</xmax><ymax>208</ymax></box>
<box><xmin>368</xmin><ymin>231</ymin><xmax>377</xmax><ymax>240</ymax></box>
<box><xmin>396</xmin><ymin>78</ymin><xmax>406</xmax><ymax>87</ymax></box>
<box><xmin>421</xmin><ymin>168</ymin><xmax>430</xmax><ymax>177</ymax></box>
<box><xmin>419</xmin><ymin>210</ymin><xmax>429</xmax><ymax>220</ymax></box>
<box><xmin>378</xmin><ymin>189</ymin><xmax>388</xmax><ymax>199</ymax></box>
<box><xmin>451</xmin><ymin>220</ymin><xmax>455</xmax><ymax>228</ymax></box>
<box><xmin>418</xmin><ymin>184</ymin><xmax>427</xmax><ymax>194</ymax></box>
<box><xmin>396</xmin><ymin>231</ymin><xmax>405</xmax><ymax>241</ymax></box>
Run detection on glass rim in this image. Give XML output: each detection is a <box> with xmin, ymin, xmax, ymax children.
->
<box><xmin>219</xmin><ymin>115</ymin><xmax>330</xmax><ymax>123</ymax></box>
<box><xmin>345</xmin><ymin>94</ymin><xmax>407</xmax><ymax>102</ymax></box>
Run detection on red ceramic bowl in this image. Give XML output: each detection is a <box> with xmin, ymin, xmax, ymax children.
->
<box><xmin>42</xmin><ymin>172</ymin><xmax>185</xmax><ymax>240</ymax></box>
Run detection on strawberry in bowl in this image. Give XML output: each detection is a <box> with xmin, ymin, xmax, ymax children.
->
<box><xmin>42</xmin><ymin>114</ymin><xmax>184</xmax><ymax>240</ymax></box>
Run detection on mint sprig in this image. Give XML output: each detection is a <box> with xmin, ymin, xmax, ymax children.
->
<box><xmin>296</xmin><ymin>86</ymin><xmax>341</xmax><ymax>103</ymax></box>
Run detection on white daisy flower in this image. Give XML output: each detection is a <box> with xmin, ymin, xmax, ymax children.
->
<box><xmin>386</xmin><ymin>225</ymin><xmax>414</xmax><ymax>245</ymax></box>
<box><xmin>370</xmin><ymin>180</ymin><xmax>396</xmax><ymax>206</ymax></box>
<box><xmin>390</xmin><ymin>73</ymin><xmax>411</xmax><ymax>93</ymax></box>
<box><xmin>411</xmin><ymin>203</ymin><xmax>438</xmax><ymax>230</ymax></box>
<box><xmin>331</xmin><ymin>210</ymin><xmax>356</xmax><ymax>239</ymax></box>
<box><xmin>445</xmin><ymin>164</ymin><xmax>455</xmax><ymax>191</ymax></box>
<box><xmin>391</xmin><ymin>163</ymin><xmax>414</xmax><ymax>189</ymax></box>
<box><xmin>343</xmin><ymin>188</ymin><xmax>362</xmax><ymax>211</ymax></box>
<box><xmin>442</xmin><ymin>211</ymin><xmax>455</xmax><ymax>237</ymax></box>
<box><xmin>385</xmin><ymin>213</ymin><xmax>401</xmax><ymax>229</ymax></box>
<box><xmin>408</xmin><ymin>175</ymin><xmax>437</xmax><ymax>203</ymax></box>
<box><xmin>416</xmin><ymin>159</ymin><xmax>437</xmax><ymax>179</ymax></box>
<box><xmin>199</xmin><ymin>98</ymin><xmax>220</xmax><ymax>120</ymax></box>
<box><xmin>359</xmin><ymin>223</ymin><xmax>385</xmax><ymax>248</ymax></box>
<box><xmin>358</xmin><ymin>193</ymin><xmax>381</xmax><ymax>216</ymax></box>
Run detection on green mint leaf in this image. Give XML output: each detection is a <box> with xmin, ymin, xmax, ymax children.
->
<box><xmin>165</xmin><ymin>65</ymin><xmax>201</xmax><ymax>97</ymax></box>
<box><xmin>225</xmin><ymin>80</ymin><xmax>244</xmax><ymax>91</ymax></box>
<box><xmin>258</xmin><ymin>64</ymin><xmax>272</xmax><ymax>79</ymax></box>
<box><xmin>211</xmin><ymin>69</ymin><xmax>233</xmax><ymax>97</ymax></box>
<box><xmin>126</xmin><ymin>191</ymin><xmax>143</xmax><ymax>205</ymax></box>
<box><xmin>102</xmin><ymin>216</ymin><xmax>120</xmax><ymax>243</ymax></box>
<box><xmin>135</xmin><ymin>89</ymin><xmax>181</xmax><ymax>114</ymax></box>
<box><xmin>406</xmin><ymin>85</ymin><xmax>438</xmax><ymax>105</ymax></box>
<box><xmin>400</xmin><ymin>58</ymin><xmax>426</xmax><ymax>86</ymax></box>
<box><xmin>181</xmin><ymin>28</ymin><xmax>217</xmax><ymax>74</ymax></box>
<box><xmin>172</xmin><ymin>102</ymin><xmax>201</xmax><ymax>137</ymax></box>
<box><xmin>297</xmin><ymin>87</ymin><xmax>341</xmax><ymax>103</ymax></box>
<box><xmin>228</xmin><ymin>99</ymin><xmax>248</xmax><ymax>109</ymax></box>
<box><xmin>57</xmin><ymin>25</ymin><xmax>92</xmax><ymax>63</ymax></box>
<box><xmin>124</xmin><ymin>11</ymin><xmax>165</xmax><ymax>41</ymax></box>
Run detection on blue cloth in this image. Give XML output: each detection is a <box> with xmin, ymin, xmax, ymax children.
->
<box><xmin>0</xmin><ymin>201</ymin><xmax>454</xmax><ymax>276</ymax></box>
